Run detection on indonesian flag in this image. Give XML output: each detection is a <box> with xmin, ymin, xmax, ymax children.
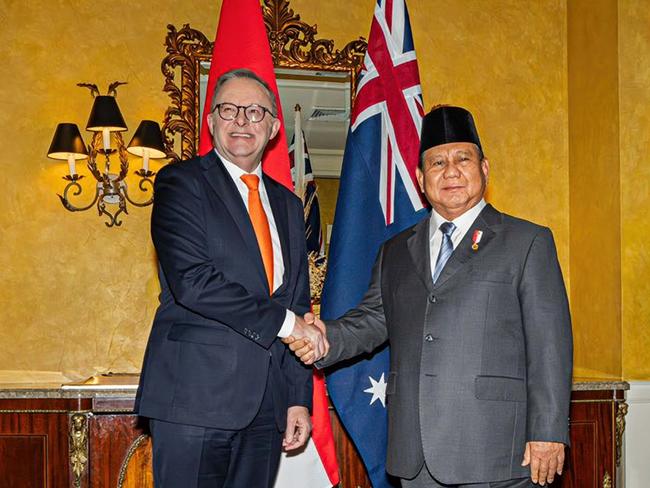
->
<box><xmin>198</xmin><ymin>0</ymin><xmax>291</xmax><ymax>188</ymax></box>
<box><xmin>199</xmin><ymin>1</ymin><xmax>340</xmax><ymax>487</ymax></box>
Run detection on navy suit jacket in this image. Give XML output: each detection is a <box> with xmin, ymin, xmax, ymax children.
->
<box><xmin>135</xmin><ymin>151</ymin><xmax>312</xmax><ymax>431</ymax></box>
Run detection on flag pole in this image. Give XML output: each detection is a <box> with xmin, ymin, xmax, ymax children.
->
<box><xmin>293</xmin><ymin>104</ymin><xmax>305</xmax><ymax>201</ymax></box>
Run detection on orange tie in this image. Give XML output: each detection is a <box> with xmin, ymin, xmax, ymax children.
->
<box><xmin>241</xmin><ymin>174</ymin><xmax>274</xmax><ymax>292</ymax></box>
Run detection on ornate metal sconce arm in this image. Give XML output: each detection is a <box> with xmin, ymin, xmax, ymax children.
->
<box><xmin>123</xmin><ymin>171</ymin><xmax>155</xmax><ymax>208</ymax></box>
<box><xmin>97</xmin><ymin>196</ymin><xmax>127</xmax><ymax>228</ymax></box>
<box><xmin>58</xmin><ymin>178</ymin><xmax>100</xmax><ymax>212</ymax></box>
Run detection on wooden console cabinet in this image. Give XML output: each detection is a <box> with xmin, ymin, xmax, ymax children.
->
<box><xmin>0</xmin><ymin>380</ymin><xmax>628</xmax><ymax>488</ymax></box>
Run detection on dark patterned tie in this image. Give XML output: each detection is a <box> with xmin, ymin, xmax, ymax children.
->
<box><xmin>432</xmin><ymin>221</ymin><xmax>456</xmax><ymax>284</ymax></box>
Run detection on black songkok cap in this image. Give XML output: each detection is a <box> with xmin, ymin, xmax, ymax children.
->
<box><xmin>419</xmin><ymin>105</ymin><xmax>482</xmax><ymax>155</ymax></box>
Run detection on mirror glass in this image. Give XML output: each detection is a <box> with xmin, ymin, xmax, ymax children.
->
<box><xmin>199</xmin><ymin>63</ymin><xmax>350</xmax><ymax>177</ymax></box>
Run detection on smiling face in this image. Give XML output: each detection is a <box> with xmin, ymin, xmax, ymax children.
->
<box><xmin>206</xmin><ymin>77</ymin><xmax>280</xmax><ymax>172</ymax></box>
<box><xmin>416</xmin><ymin>142</ymin><xmax>489</xmax><ymax>220</ymax></box>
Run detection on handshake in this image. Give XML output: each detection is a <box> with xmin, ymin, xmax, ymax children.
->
<box><xmin>282</xmin><ymin>313</ymin><xmax>329</xmax><ymax>365</ymax></box>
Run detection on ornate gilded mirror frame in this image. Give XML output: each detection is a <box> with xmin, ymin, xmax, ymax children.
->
<box><xmin>161</xmin><ymin>0</ymin><xmax>368</xmax><ymax>162</ymax></box>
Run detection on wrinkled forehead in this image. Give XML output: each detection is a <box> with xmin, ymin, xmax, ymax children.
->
<box><xmin>422</xmin><ymin>142</ymin><xmax>481</xmax><ymax>160</ymax></box>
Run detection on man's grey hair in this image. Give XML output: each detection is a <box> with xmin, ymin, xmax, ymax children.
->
<box><xmin>210</xmin><ymin>68</ymin><xmax>278</xmax><ymax>116</ymax></box>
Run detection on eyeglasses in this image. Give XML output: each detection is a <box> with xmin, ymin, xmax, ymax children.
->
<box><xmin>212</xmin><ymin>103</ymin><xmax>275</xmax><ymax>123</ymax></box>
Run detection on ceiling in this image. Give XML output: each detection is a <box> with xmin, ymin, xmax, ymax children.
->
<box><xmin>276</xmin><ymin>69</ymin><xmax>351</xmax><ymax>152</ymax></box>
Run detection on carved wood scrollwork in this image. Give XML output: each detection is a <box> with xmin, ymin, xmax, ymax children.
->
<box><xmin>161</xmin><ymin>0</ymin><xmax>367</xmax><ymax>162</ymax></box>
<box><xmin>263</xmin><ymin>0</ymin><xmax>367</xmax><ymax>75</ymax></box>
<box><xmin>161</xmin><ymin>24</ymin><xmax>212</xmax><ymax>162</ymax></box>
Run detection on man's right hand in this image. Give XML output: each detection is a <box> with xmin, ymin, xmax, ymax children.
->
<box><xmin>284</xmin><ymin>313</ymin><xmax>328</xmax><ymax>362</ymax></box>
<box><xmin>522</xmin><ymin>441</ymin><xmax>566</xmax><ymax>485</ymax></box>
<box><xmin>283</xmin><ymin>314</ymin><xmax>328</xmax><ymax>365</ymax></box>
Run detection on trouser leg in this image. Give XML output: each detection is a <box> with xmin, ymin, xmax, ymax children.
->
<box><xmin>400</xmin><ymin>464</ymin><xmax>534</xmax><ymax>488</ymax></box>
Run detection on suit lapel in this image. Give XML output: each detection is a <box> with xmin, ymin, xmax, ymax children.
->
<box><xmin>433</xmin><ymin>204</ymin><xmax>500</xmax><ymax>289</ymax></box>
<box><xmin>407</xmin><ymin>216</ymin><xmax>435</xmax><ymax>294</ymax></box>
<box><xmin>264</xmin><ymin>175</ymin><xmax>291</xmax><ymax>295</ymax></box>
<box><xmin>201</xmin><ymin>152</ymin><xmax>269</xmax><ymax>292</ymax></box>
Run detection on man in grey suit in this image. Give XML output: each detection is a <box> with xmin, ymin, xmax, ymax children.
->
<box><xmin>286</xmin><ymin>106</ymin><xmax>573</xmax><ymax>487</ymax></box>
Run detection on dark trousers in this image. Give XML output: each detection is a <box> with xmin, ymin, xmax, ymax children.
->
<box><xmin>150</xmin><ymin>383</ymin><xmax>282</xmax><ymax>488</ymax></box>
<box><xmin>401</xmin><ymin>464</ymin><xmax>535</xmax><ymax>488</ymax></box>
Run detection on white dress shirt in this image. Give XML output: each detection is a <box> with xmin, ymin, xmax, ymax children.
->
<box><xmin>428</xmin><ymin>199</ymin><xmax>487</xmax><ymax>279</ymax></box>
<box><xmin>217</xmin><ymin>150</ymin><xmax>296</xmax><ymax>337</ymax></box>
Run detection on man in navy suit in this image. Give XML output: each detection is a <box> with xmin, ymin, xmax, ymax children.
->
<box><xmin>135</xmin><ymin>68</ymin><xmax>327</xmax><ymax>488</ymax></box>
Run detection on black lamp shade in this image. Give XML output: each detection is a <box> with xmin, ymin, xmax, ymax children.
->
<box><xmin>127</xmin><ymin>120</ymin><xmax>167</xmax><ymax>159</ymax></box>
<box><xmin>86</xmin><ymin>95</ymin><xmax>127</xmax><ymax>132</ymax></box>
<box><xmin>47</xmin><ymin>123</ymin><xmax>88</xmax><ymax>160</ymax></box>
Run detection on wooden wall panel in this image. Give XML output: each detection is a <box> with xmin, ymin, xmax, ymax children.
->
<box><xmin>88</xmin><ymin>414</ymin><xmax>150</xmax><ymax>488</ymax></box>
<box><xmin>0</xmin><ymin>411</ymin><xmax>71</xmax><ymax>488</ymax></box>
<box><xmin>0</xmin><ymin>435</ymin><xmax>46</xmax><ymax>488</ymax></box>
<box><xmin>118</xmin><ymin>435</ymin><xmax>154</xmax><ymax>488</ymax></box>
<box><xmin>556</xmin><ymin>394</ymin><xmax>617</xmax><ymax>488</ymax></box>
<box><xmin>329</xmin><ymin>408</ymin><xmax>371</xmax><ymax>488</ymax></box>
<box><xmin>561</xmin><ymin>420</ymin><xmax>599</xmax><ymax>487</ymax></box>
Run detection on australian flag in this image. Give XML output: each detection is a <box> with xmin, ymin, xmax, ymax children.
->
<box><xmin>320</xmin><ymin>1</ymin><xmax>428</xmax><ymax>487</ymax></box>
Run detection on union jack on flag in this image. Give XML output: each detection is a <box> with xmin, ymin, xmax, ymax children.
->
<box><xmin>289</xmin><ymin>129</ymin><xmax>325</xmax><ymax>259</ymax></box>
<box><xmin>352</xmin><ymin>0</ymin><xmax>426</xmax><ymax>224</ymax></box>
<box><xmin>321</xmin><ymin>1</ymin><xmax>428</xmax><ymax>488</ymax></box>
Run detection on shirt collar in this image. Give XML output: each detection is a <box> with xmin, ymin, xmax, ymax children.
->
<box><xmin>215</xmin><ymin>148</ymin><xmax>263</xmax><ymax>182</ymax></box>
<box><xmin>429</xmin><ymin>199</ymin><xmax>487</xmax><ymax>237</ymax></box>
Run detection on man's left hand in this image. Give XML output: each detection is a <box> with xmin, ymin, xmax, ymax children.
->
<box><xmin>283</xmin><ymin>406</ymin><xmax>311</xmax><ymax>451</ymax></box>
<box><xmin>522</xmin><ymin>441</ymin><xmax>566</xmax><ymax>485</ymax></box>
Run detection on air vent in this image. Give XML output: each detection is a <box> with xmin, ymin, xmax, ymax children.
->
<box><xmin>308</xmin><ymin>107</ymin><xmax>349</xmax><ymax>122</ymax></box>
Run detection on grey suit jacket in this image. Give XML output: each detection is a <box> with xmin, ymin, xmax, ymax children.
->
<box><xmin>318</xmin><ymin>204</ymin><xmax>573</xmax><ymax>484</ymax></box>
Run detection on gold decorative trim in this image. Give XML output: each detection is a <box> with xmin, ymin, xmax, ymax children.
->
<box><xmin>161</xmin><ymin>0</ymin><xmax>367</xmax><ymax>162</ymax></box>
<box><xmin>262</xmin><ymin>0</ymin><xmax>367</xmax><ymax>76</ymax></box>
<box><xmin>615</xmin><ymin>400</ymin><xmax>628</xmax><ymax>467</ymax></box>
<box><xmin>602</xmin><ymin>471</ymin><xmax>612</xmax><ymax>488</ymax></box>
<box><xmin>91</xmin><ymin>407</ymin><xmax>136</xmax><ymax>413</ymax></box>
<box><xmin>161</xmin><ymin>24</ymin><xmax>212</xmax><ymax>162</ymax></box>
<box><xmin>69</xmin><ymin>412</ymin><xmax>91</xmax><ymax>488</ymax></box>
<box><xmin>308</xmin><ymin>252</ymin><xmax>327</xmax><ymax>305</ymax></box>
<box><xmin>570</xmin><ymin>399</ymin><xmax>617</xmax><ymax>404</ymax></box>
<box><xmin>117</xmin><ymin>434</ymin><xmax>150</xmax><ymax>488</ymax></box>
<box><xmin>0</xmin><ymin>409</ymin><xmax>70</xmax><ymax>413</ymax></box>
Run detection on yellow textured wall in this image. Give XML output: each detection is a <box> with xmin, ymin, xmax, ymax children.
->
<box><xmin>567</xmin><ymin>0</ymin><xmax>621</xmax><ymax>379</ymax></box>
<box><xmin>314</xmin><ymin>178</ymin><xmax>339</xmax><ymax>238</ymax></box>
<box><xmin>0</xmin><ymin>0</ymin><xmax>577</xmax><ymax>380</ymax></box>
<box><xmin>0</xmin><ymin>0</ymin><xmax>226</xmax><ymax>380</ymax></box>
<box><xmin>296</xmin><ymin>0</ymin><xmax>570</xmax><ymax>270</ymax></box>
<box><xmin>620</xmin><ymin>0</ymin><xmax>650</xmax><ymax>380</ymax></box>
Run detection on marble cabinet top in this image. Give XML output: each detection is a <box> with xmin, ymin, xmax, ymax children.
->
<box><xmin>0</xmin><ymin>377</ymin><xmax>630</xmax><ymax>399</ymax></box>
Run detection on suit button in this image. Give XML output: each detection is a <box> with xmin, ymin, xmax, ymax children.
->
<box><xmin>424</xmin><ymin>334</ymin><xmax>434</xmax><ymax>342</ymax></box>
<box><xmin>428</xmin><ymin>294</ymin><xmax>437</xmax><ymax>303</ymax></box>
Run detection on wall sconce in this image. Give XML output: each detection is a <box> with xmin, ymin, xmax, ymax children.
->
<box><xmin>47</xmin><ymin>82</ymin><xmax>167</xmax><ymax>227</ymax></box>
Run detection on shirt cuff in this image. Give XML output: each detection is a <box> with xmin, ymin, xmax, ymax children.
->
<box><xmin>276</xmin><ymin>310</ymin><xmax>296</xmax><ymax>338</ymax></box>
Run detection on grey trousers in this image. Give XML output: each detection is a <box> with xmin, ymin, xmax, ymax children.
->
<box><xmin>401</xmin><ymin>464</ymin><xmax>535</xmax><ymax>488</ymax></box>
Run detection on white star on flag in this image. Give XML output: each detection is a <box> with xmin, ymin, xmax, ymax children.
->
<box><xmin>364</xmin><ymin>373</ymin><xmax>387</xmax><ymax>407</ymax></box>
